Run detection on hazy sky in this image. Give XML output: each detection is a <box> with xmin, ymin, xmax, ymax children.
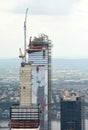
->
<box><xmin>0</xmin><ymin>0</ymin><xmax>88</xmax><ymax>58</ymax></box>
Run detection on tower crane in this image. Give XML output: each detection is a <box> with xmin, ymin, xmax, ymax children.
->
<box><xmin>19</xmin><ymin>48</ymin><xmax>25</xmax><ymax>62</ymax></box>
<box><xmin>19</xmin><ymin>8</ymin><xmax>28</xmax><ymax>62</ymax></box>
<box><xmin>24</xmin><ymin>8</ymin><xmax>28</xmax><ymax>63</ymax></box>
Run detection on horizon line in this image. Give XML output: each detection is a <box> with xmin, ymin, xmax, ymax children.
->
<box><xmin>0</xmin><ymin>57</ymin><xmax>88</xmax><ymax>60</ymax></box>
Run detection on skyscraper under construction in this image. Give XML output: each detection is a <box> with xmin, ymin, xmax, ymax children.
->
<box><xmin>10</xmin><ymin>8</ymin><xmax>52</xmax><ymax>130</ymax></box>
<box><xmin>60</xmin><ymin>91</ymin><xmax>85</xmax><ymax>130</ymax></box>
<box><xmin>26</xmin><ymin>34</ymin><xmax>52</xmax><ymax>130</ymax></box>
<box><xmin>10</xmin><ymin>34</ymin><xmax>52</xmax><ymax>130</ymax></box>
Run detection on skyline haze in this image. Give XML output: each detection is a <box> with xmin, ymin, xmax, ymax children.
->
<box><xmin>0</xmin><ymin>0</ymin><xmax>88</xmax><ymax>58</ymax></box>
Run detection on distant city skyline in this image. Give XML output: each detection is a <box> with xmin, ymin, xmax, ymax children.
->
<box><xmin>0</xmin><ymin>0</ymin><xmax>88</xmax><ymax>58</ymax></box>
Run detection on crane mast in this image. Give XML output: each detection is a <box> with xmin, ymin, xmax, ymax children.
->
<box><xmin>24</xmin><ymin>8</ymin><xmax>28</xmax><ymax>63</ymax></box>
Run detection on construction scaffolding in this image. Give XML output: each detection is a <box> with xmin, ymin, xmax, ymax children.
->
<box><xmin>48</xmin><ymin>39</ymin><xmax>52</xmax><ymax>130</ymax></box>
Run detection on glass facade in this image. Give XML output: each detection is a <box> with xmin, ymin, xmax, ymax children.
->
<box><xmin>60</xmin><ymin>97</ymin><xmax>84</xmax><ymax>130</ymax></box>
<box><xmin>28</xmin><ymin>48</ymin><xmax>48</xmax><ymax>130</ymax></box>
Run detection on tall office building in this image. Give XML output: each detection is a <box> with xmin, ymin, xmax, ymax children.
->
<box><xmin>26</xmin><ymin>34</ymin><xmax>52</xmax><ymax>130</ymax></box>
<box><xmin>60</xmin><ymin>91</ymin><xmax>85</xmax><ymax>130</ymax></box>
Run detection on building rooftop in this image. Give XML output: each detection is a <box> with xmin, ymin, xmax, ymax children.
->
<box><xmin>26</xmin><ymin>34</ymin><xmax>51</xmax><ymax>52</ymax></box>
<box><xmin>62</xmin><ymin>90</ymin><xmax>81</xmax><ymax>101</ymax></box>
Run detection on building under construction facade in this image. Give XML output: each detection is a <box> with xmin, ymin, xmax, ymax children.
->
<box><xmin>60</xmin><ymin>91</ymin><xmax>85</xmax><ymax>130</ymax></box>
<box><xmin>10</xmin><ymin>8</ymin><xmax>52</xmax><ymax>130</ymax></box>
<box><xmin>10</xmin><ymin>34</ymin><xmax>52</xmax><ymax>130</ymax></box>
<box><xmin>10</xmin><ymin>63</ymin><xmax>40</xmax><ymax>130</ymax></box>
<box><xmin>26</xmin><ymin>34</ymin><xmax>52</xmax><ymax>130</ymax></box>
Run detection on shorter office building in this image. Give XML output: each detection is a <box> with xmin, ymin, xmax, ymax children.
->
<box><xmin>60</xmin><ymin>90</ymin><xmax>85</xmax><ymax>130</ymax></box>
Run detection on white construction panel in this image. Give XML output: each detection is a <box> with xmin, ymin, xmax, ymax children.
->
<box><xmin>20</xmin><ymin>64</ymin><xmax>32</xmax><ymax>107</ymax></box>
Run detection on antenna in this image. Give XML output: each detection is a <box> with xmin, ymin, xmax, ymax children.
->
<box><xmin>24</xmin><ymin>8</ymin><xmax>28</xmax><ymax>63</ymax></box>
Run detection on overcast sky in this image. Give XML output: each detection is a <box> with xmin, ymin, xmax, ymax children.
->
<box><xmin>0</xmin><ymin>0</ymin><xmax>88</xmax><ymax>58</ymax></box>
